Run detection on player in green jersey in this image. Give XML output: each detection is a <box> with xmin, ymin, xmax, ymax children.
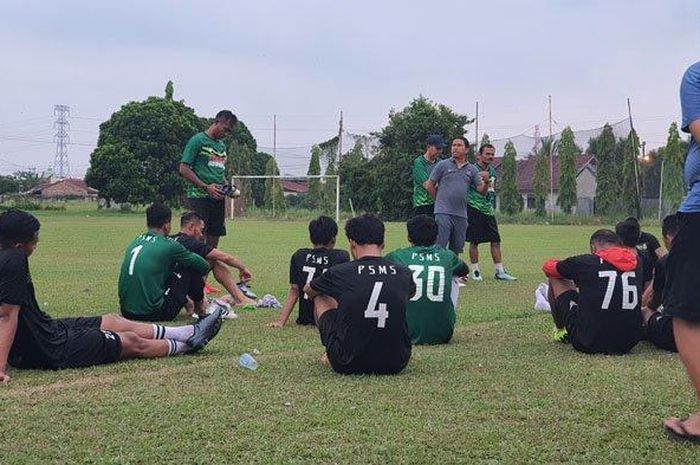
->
<box><xmin>412</xmin><ymin>134</ymin><xmax>445</xmax><ymax>216</ymax></box>
<box><xmin>386</xmin><ymin>215</ymin><xmax>470</xmax><ymax>345</ymax></box>
<box><xmin>119</xmin><ymin>203</ymin><xmax>212</xmax><ymax>321</ymax></box>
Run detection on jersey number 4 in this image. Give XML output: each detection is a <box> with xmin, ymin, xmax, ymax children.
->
<box><xmin>364</xmin><ymin>282</ymin><xmax>389</xmax><ymax>328</ymax></box>
<box><xmin>598</xmin><ymin>270</ymin><xmax>638</xmax><ymax>310</ymax></box>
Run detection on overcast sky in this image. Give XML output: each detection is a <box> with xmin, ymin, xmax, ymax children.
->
<box><xmin>0</xmin><ymin>0</ymin><xmax>698</xmax><ymax>177</ymax></box>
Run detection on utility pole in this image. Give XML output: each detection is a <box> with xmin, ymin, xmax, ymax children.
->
<box><xmin>549</xmin><ymin>96</ymin><xmax>554</xmax><ymax>221</ymax></box>
<box><xmin>272</xmin><ymin>114</ymin><xmax>277</xmax><ymax>217</ymax></box>
<box><xmin>627</xmin><ymin>98</ymin><xmax>642</xmax><ymax>219</ymax></box>
<box><xmin>337</xmin><ymin>110</ymin><xmax>343</xmax><ymax>164</ymax></box>
<box><xmin>53</xmin><ymin>104</ymin><xmax>70</xmax><ymax>179</ymax></box>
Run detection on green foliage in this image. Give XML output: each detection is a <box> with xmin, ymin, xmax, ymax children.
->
<box><xmin>305</xmin><ymin>146</ymin><xmax>323</xmax><ymax>209</ymax></box>
<box><xmin>263</xmin><ymin>157</ymin><xmax>286</xmax><ymax>212</ymax></box>
<box><xmin>499</xmin><ymin>141</ymin><xmax>523</xmax><ymax>215</ymax></box>
<box><xmin>13</xmin><ymin>170</ymin><xmax>42</xmax><ymax>192</ymax></box>
<box><xmin>0</xmin><ymin>175</ymin><xmax>19</xmax><ymax>195</ymax></box>
<box><xmin>556</xmin><ymin>127</ymin><xmax>578</xmax><ymax>214</ymax></box>
<box><xmin>532</xmin><ymin>139</ymin><xmax>552</xmax><ymax>216</ymax></box>
<box><xmin>226</xmin><ymin>140</ymin><xmax>255</xmax><ymax>208</ymax></box>
<box><xmin>164</xmin><ymin>80</ymin><xmax>174</xmax><ymax>101</ymax></box>
<box><xmin>620</xmin><ymin>129</ymin><xmax>641</xmax><ymax>217</ymax></box>
<box><xmin>85</xmin><ymin>144</ymin><xmax>153</xmax><ymax>204</ymax></box>
<box><xmin>338</xmin><ymin>142</ymin><xmax>376</xmax><ymax>212</ymax></box>
<box><xmin>593</xmin><ymin>124</ymin><xmax>618</xmax><ymax>215</ymax></box>
<box><xmin>374</xmin><ymin>96</ymin><xmax>472</xmax><ymax>220</ymax></box>
<box><xmin>251</xmin><ymin>152</ymin><xmax>272</xmax><ymax>207</ymax></box>
<box><xmin>662</xmin><ymin>122</ymin><xmax>686</xmax><ymax>211</ymax></box>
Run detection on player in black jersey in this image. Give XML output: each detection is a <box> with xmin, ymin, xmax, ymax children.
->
<box><xmin>616</xmin><ymin>218</ymin><xmax>653</xmax><ymax>290</ymax></box>
<box><xmin>269</xmin><ymin>216</ymin><xmax>350</xmax><ymax>328</ymax></box>
<box><xmin>641</xmin><ymin>215</ymin><xmax>680</xmax><ymax>352</ymax></box>
<box><xmin>304</xmin><ymin>214</ymin><xmax>414</xmax><ymax>375</ymax></box>
<box><xmin>542</xmin><ymin>229</ymin><xmax>643</xmax><ymax>355</ymax></box>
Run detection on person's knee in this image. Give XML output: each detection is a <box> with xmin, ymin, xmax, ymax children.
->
<box><xmin>118</xmin><ymin>332</ymin><xmax>150</xmax><ymax>359</ymax></box>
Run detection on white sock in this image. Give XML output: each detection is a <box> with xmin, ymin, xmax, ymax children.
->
<box><xmin>167</xmin><ymin>339</ymin><xmax>189</xmax><ymax>356</ymax></box>
<box><xmin>494</xmin><ymin>263</ymin><xmax>505</xmax><ymax>273</ymax></box>
<box><xmin>152</xmin><ymin>324</ymin><xmax>195</xmax><ymax>342</ymax></box>
<box><xmin>471</xmin><ymin>263</ymin><xmax>480</xmax><ymax>273</ymax></box>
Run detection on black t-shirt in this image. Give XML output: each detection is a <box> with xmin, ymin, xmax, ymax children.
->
<box><xmin>172</xmin><ymin>233</ymin><xmax>213</xmax><ymax>258</ymax></box>
<box><xmin>556</xmin><ymin>253</ymin><xmax>643</xmax><ymax>354</ymax></box>
<box><xmin>650</xmin><ymin>255</ymin><xmax>668</xmax><ymax>311</ymax></box>
<box><xmin>309</xmin><ymin>256</ymin><xmax>415</xmax><ymax>371</ymax></box>
<box><xmin>637</xmin><ymin>231</ymin><xmax>661</xmax><ymax>267</ymax></box>
<box><xmin>0</xmin><ymin>248</ymin><xmax>64</xmax><ymax>368</ymax></box>
<box><xmin>289</xmin><ymin>247</ymin><xmax>350</xmax><ymax>325</ymax></box>
<box><xmin>637</xmin><ymin>249</ymin><xmax>654</xmax><ymax>287</ymax></box>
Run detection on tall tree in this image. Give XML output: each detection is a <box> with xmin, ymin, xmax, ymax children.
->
<box><xmin>226</xmin><ymin>140</ymin><xmax>254</xmax><ymax>210</ymax></box>
<box><xmin>164</xmin><ymin>80</ymin><xmax>174</xmax><ymax>101</ymax></box>
<box><xmin>662</xmin><ymin>122</ymin><xmax>685</xmax><ymax>211</ymax></box>
<box><xmin>374</xmin><ymin>96</ymin><xmax>472</xmax><ymax>220</ymax></box>
<box><xmin>557</xmin><ymin>126</ymin><xmax>578</xmax><ymax>214</ymax></box>
<box><xmin>306</xmin><ymin>145</ymin><xmax>323</xmax><ymax>209</ymax></box>
<box><xmin>499</xmin><ymin>141</ymin><xmax>523</xmax><ymax>214</ymax></box>
<box><xmin>263</xmin><ymin>157</ymin><xmax>286</xmax><ymax>212</ymax></box>
<box><xmin>593</xmin><ymin>124</ymin><xmax>618</xmax><ymax>215</ymax></box>
<box><xmin>620</xmin><ymin>129</ymin><xmax>641</xmax><ymax>217</ymax></box>
<box><xmin>532</xmin><ymin>139</ymin><xmax>552</xmax><ymax>216</ymax></box>
<box><xmin>338</xmin><ymin>142</ymin><xmax>375</xmax><ymax>213</ymax></box>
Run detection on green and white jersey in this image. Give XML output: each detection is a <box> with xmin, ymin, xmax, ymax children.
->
<box><xmin>413</xmin><ymin>155</ymin><xmax>437</xmax><ymax>207</ymax></box>
<box><xmin>118</xmin><ymin>231</ymin><xmax>210</xmax><ymax>316</ymax></box>
<box><xmin>385</xmin><ymin>244</ymin><xmax>469</xmax><ymax>344</ymax></box>
<box><xmin>468</xmin><ymin>163</ymin><xmax>497</xmax><ymax>215</ymax></box>
<box><xmin>181</xmin><ymin>132</ymin><xmax>228</xmax><ymax>198</ymax></box>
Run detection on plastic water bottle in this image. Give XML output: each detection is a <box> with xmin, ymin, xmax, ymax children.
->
<box><xmin>238</xmin><ymin>353</ymin><xmax>258</xmax><ymax>370</ymax></box>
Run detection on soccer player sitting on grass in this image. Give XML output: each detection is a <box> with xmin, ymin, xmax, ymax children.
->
<box><xmin>385</xmin><ymin>215</ymin><xmax>469</xmax><ymax>345</ymax></box>
<box><xmin>541</xmin><ymin>229</ymin><xmax>643</xmax><ymax>355</ymax></box>
<box><xmin>304</xmin><ymin>214</ymin><xmax>415</xmax><ymax>375</ymax></box>
<box><xmin>615</xmin><ymin>218</ymin><xmax>654</xmax><ymax>291</ymax></box>
<box><xmin>640</xmin><ymin>214</ymin><xmax>680</xmax><ymax>352</ymax></box>
<box><xmin>119</xmin><ymin>203</ymin><xmax>211</xmax><ymax>322</ymax></box>
<box><xmin>0</xmin><ymin>210</ymin><xmax>223</xmax><ymax>385</ymax></box>
<box><xmin>269</xmin><ymin>215</ymin><xmax>350</xmax><ymax>328</ymax></box>
<box><xmin>174</xmin><ymin>211</ymin><xmax>257</xmax><ymax>310</ymax></box>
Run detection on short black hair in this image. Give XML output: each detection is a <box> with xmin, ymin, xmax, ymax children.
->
<box><xmin>345</xmin><ymin>214</ymin><xmax>384</xmax><ymax>246</ymax></box>
<box><xmin>615</xmin><ymin>219</ymin><xmax>641</xmax><ymax>248</ymax></box>
<box><xmin>453</xmin><ymin>136</ymin><xmax>470</xmax><ymax>148</ymax></box>
<box><xmin>215</xmin><ymin>110</ymin><xmax>238</xmax><ymax>126</ymax></box>
<box><xmin>590</xmin><ymin>229</ymin><xmax>622</xmax><ymax>248</ymax></box>
<box><xmin>407</xmin><ymin>215</ymin><xmax>438</xmax><ymax>246</ymax></box>
<box><xmin>662</xmin><ymin>214</ymin><xmax>680</xmax><ymax>238</ymax></box>
<box><xmin>624</xmin><ymin>216</ymin><xmax>640</xmax><ymax>226</ymax></box>
<box><xmin>0</xmin><ymin>209</ymin><xmax>40</xmax><ymax>249</ymax></box>
<box><xmin>309</xmin><ymin>215</ymin><xmax>338</xmax><ymax>246</ymax></box>
<box><xmin>180</xmin><ymin>211</ymin><xmax>204</xmax><ymax>228</ymax></box>
<box><xmin>478</xmin><ymin>143</ymin><xmax>495</xmax><ymax>154</ymax></box>
<box><xmin>146</xmin><ymin>203</ymin><xmax>172</xmax><ymax>229</ymax></box>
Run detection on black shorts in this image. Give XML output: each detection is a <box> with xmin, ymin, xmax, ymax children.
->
<box><xmin>122</xmin><ymin>269</ymin><xmax>204</xmax><ymax>322</ymax></box>
<box><xmin>646</xmin><ymin>311</ymin><xmax>677</xmax><ymax>352</ymax></box>
<box><xmin>413</xmin><ymin>204</ymin><xmax>434</xmax><ymax>217</ymax></box>
<box><xmin>552</xmin><ymin>289</ymin><xmax>579</xmax><ymax>333</ymax></box>
<box><xmin>186</xmin><ymin>197</ymin><xmax>226</xmax><ymax>237</ymax></box>
<box><xmin>466</xmin><ymin>208</ymin><xmax>501</xmax><ymax>244</ymax></box>
<box><xmin>663</xmin><ymin>212</ymin><xmax>700</xmax><ymax>322</ymax></box>
<box><xmin>55</xmin><ymin>316</ymin><xmax>122</xmax><ymax>369</ymax></box>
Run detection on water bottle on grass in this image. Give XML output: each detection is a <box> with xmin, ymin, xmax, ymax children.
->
<box><xmin>239</xmin><ymin>353</ymin><xmax>258</xmax><ymax>370</ymax></box>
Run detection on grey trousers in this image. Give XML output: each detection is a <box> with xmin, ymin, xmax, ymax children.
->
<box><xmin>435</xmin><ymin>213</ymin><xmax>468</xmax><ymax>254</ymax></box>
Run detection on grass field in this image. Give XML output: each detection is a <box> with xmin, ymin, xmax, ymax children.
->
<box><xmin>1</xmin><ymin>211</ymin><xmax>699</xmax><ymax>464</ymax></box>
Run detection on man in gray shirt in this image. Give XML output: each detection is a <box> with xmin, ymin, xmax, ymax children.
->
<box><xmin>425</xmin><ymin>136</ymin><xmax>488</xmax><ymax>254</ymax></box>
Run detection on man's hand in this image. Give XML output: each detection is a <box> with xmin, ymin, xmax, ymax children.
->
<box><xmin>480</xmin><ymin>171</ymin><xmax>490</xmax><ymax>183</ymax></box>
<box><xmin>0</xmin><ymin>370</ymin><xmax>10</xmax><ymax>385</ymax></box>
<box><xmin>239</xmin><ymin>268</ymin><xmax>253</xmax><ymax>283</ymax></box>
<box><xmin>206</xmin><ymin>184</ymin><xmax>225</xmax><ymax>200</ymax></box>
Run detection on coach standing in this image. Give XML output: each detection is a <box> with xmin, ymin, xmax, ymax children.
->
<box><xmin>425</xmin><ymin>136</ymin><xmax>487</xmax><ymax>255</ymax></box>
<box><xmin>663</xmin><ymin>61</ymin><xmax>700</xmax><ymax>443</ymax></box>
<box><xmin>412</xmin><ymin>135</ymin><xmax>445</xmax><ymax>216</ymax></box>
<box><xmin>179</xmin><ymin>110</ymin><xmax>237</xmax><ymax>249</ymax></box>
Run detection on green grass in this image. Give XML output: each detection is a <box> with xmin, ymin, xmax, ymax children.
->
<box><xmin>1</xmin><ymin>212</ymin><xmax>698</xmax><ymax>464</ymax></box>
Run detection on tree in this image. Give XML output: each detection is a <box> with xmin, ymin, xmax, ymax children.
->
<box><xmin>263</xmin><ymin>157</ymin><xmax>286</xmax><ymax>212</ymax></box>
<box><xmin>305</xmin><ymin>145</ymin><xmax>323</xmax><ymax>209</ymax></box>
<box><xmin>85</xmin><ymin>144</ymin><xmax>152</xmax><ymax>205</ymax></box>
<box><xmin>0</xmin><ymin>175</ymin><xmax>19</xmax><ymax>195</ymax></box>
<box><xmin>499</xmin><ymin>141</ymin><xmax>522</xmax><ymax>214</ymax></box>
<box><xmin>12</xmin><ymin>170</ymin><xmax>41</xmax><ymax>192</ymax></box>
<box><xmin>226</xmin><ymin>140</ymin><xmax>254</xmax><ymax>210</ymax></box>
<box><xmin>532</xmin><ymin>139</ymin><xmax>552</xmax><ymax>216</ymax></box>
<box><xmin>662</xmin><ymin>122</ymin><xmax>686</xmax><ymax>211</ymax></box>
<box><xmin>321</xmin><ymin>151</ymin><xmax>338</xmax><ymax>214</ymax></box>
<box><xmin>164</xmin><ymin>80</ymin><xmax>174</xmax><ymax>101</ymax></box>
<box><xmin>374</xmin><ymin>96</ymin><xmax>472</xmax><ymax>220</ymax></box>
<box><xmin>593</xmin><ymin>124</ymin><xmax>618</xmax><ymax>215</ymax></box>
<box><xmin>251</xmin><ymin>152</ymin><xmax>272</xmax><ymax>207</ymax></box>
<box><xmin>557</xmin><ymin>127</ymin><xmax>578</xmax><ymax>214</ymax></box>
<box><xmin>620</xmin><ymin>129</ymin><xmax>641</xmax><ymax>217</ymax></box>
<box><xmin>338</xmin><ymin>142</ymin><xmax>375</xmax><ymax>213</ymax></box>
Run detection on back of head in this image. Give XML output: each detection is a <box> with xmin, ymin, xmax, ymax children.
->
<box><xmin>0</xmin><ymin>209</ymin><xmax>40</xmax><ymax>249</ymax></box>
<box><xmin>662</xmin><ymin>214</ymin><xmax>680</xmax><ymax>239</ymax></box>
<box><xmin>180</xmin><ymin>211</ymin><xmax>203</xmax><ymax>229</ymax></box>
<box><xmin>309</xmin><ymin>215</ymin><xmax>338</xmax><ymax>246</ymax></box>
<box><xmin>590</xmin><ymin>228</ymin><xmax>622</xmax><ymax>249</ymax></box>
<box><xmin>146</xmin><ymin>203</ymin><xmax>172</xmax><ymax>229</ymax></box>
<box><xmin>615</xmin><ymin>219</ymin><xmax>640</xmax><ymax>248</ymax></box>
<box><xmin>407</xmin><ymin>215</ymin><xmax>438</xmax><ymax>247</ymax></box>
<box><xmin>215</xmin><ymin>110</ymin><xmax>238</xmax><ymax>126</ymax></box>
<box><xmin>345</xmin><ymin>214</ymin><xmax>384</xmax><ymax>246</ymax></box>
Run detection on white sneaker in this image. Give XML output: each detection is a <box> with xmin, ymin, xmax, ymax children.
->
<box><xmin>206</xmin><ymin>299</ymin><xmax>238</xmax><ymax>320</ymax></box>
<box><xmin>534</xmin><ymin>283</ymin><xmax>551</xmax><ymax>312</ymax></box>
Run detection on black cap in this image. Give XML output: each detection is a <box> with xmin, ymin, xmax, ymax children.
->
<box><xmin>426</xmin><ymin>134</ymin><xmax>446</xmax><ymax>149</ymax></box>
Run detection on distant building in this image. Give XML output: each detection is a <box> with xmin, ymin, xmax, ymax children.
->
<box><xmin>25</xmin><ymin>178</ymin><xmax>99</xmax><ymax>201</ymax></box>
<box><xmin>280</xmin><ymin>179</ymin><xmax>309</xmax><ymax>197</ymax></box>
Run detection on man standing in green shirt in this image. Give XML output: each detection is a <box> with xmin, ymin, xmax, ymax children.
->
<box><xmin>179</xmin><ymin>110</ymin><xmax>237</xmax><ymax>249</ymax></box>
<box><xmin>466</xmin><ymin>144</ymin><xmax>517</xmax><ymax>282</ymax></box>
<box><xmin>412</xmin><ymin>134</ymin><xmax>445</xmax><ymax>216</ymax></box>
<box><xmin>119</xmin><ymin>203</ymin><xmax>211</xmax><ymax>321</ymax></box>
<box><xmin>386</xmin><ymin>215</ymin><xmax>469</xmax><ymax>345</ymax></box>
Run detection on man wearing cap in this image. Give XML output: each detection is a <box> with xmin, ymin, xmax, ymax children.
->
<box><xmin>412</xmin><ymin>135</ymin><xmax>445</xmax><ymax>216</ymax></box>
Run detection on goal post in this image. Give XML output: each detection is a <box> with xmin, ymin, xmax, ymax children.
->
<box><xmin>230</xmin><ymin>174</ymin><xmax>340</xmax><ymax>223</ymax></box>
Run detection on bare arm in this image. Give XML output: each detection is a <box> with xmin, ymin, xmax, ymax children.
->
<box><xmin>179</xmin><ymin>163</ymin><xmax>224</xmax><ymax>200</ymax></box>
<box><xmin>0</xmin><ymin>303</ymin><xmax>20</xmax><ymax>385</ymax></box>
<box><xmin>642</xmin><ymin>279</ymin><xmax>655</xmax><ymax>309</ymax></box>
<box><xmin>424</xmin><ymin>180</ymin><xmax>438</xmax><ymax>200</ymax></box>
<box><xmin>303</xmin><ymin>283</ymin><xmax>320</xmax><ymax>299</ymax></box>
<box><xmin>269</xmin><ymin>285</ymin><xmax>300</xmax><ymax>328</ymax></box>
<box><xmin>690</xmin><ymin>119</ymin><xmax>700</xmax><ymax>145</ymax></box>
<box><xmin>207</xmin><ymin>248</ymin><xmax>252</xmax><ymax>282</ymax></box>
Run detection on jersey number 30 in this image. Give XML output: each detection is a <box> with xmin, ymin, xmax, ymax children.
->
<box><xmin>408</xmin><ymin>265</ymin><xmax>445</xmax><ymax>302</ymax></box>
